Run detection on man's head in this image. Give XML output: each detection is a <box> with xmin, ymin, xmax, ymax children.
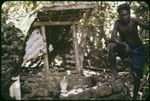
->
<box><xmin>117</xmin><ymin>3</ymin><xmax>131</xmax><ymax>23</ymax></box>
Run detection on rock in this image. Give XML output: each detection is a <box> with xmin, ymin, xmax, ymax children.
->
<box><xmin>34</xmin><ymin>88</ymin><xmax>49</xmax><ymax>97</ymax></box>
<box><xmin>65</xmin><ymin>74</ymin><xmax>98</xmax><ymax>90</ymax></box>
<box><xmin>58</xmin><ymin>74</ymin><xmax>130</xmax><ymax>100</ymax></box>
<box><xmin>21</xmin><ymin>70</ymin><xmax>130</xmax><ymax>100</ymax></box>
<box><xmin>111</xmin><ymin>77</ymin><xmax>125</xmax><ymax>94</ymax></box>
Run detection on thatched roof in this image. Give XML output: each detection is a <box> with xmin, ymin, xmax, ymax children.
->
<box><xmin>31</xmin><ymin>4</ymin><xmax>95</xmax><ymax>22</ymax></box>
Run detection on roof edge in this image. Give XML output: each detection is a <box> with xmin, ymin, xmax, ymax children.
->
<box><xmin>29</xmin><ymin>3</ymin><xmax>96</xmax><ymax>17</ymax></box>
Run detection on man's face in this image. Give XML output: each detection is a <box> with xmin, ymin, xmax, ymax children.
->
<box><xmin>119</xmin><ymin>10</ymin><xmax>130</xmax><ymax>23</ymax></box>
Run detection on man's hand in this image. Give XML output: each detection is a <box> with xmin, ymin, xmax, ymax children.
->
<box><xmin>123</xmin><ymin>42</ymin><xmax>130</xmax><ymax>52</ymax></box>
<box><xmin>115</xmin><ymin>40</ymin><xmax>130</xmax><ymax>52</ymax></box>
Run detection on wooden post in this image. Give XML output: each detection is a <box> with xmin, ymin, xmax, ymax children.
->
<box><xmin>71</xmin><ymin>24</ymin><xmax>81</xmax><ymax>73</ymax></box>
<box><xmin>79</xmin><ymin>9</ymin><xmax>92</xmax><ymax>70</ymax></box>
<box><xmin>41</xmin><ymin>25</ymin><xmax>50</xmax><ymax>75</ymax></box>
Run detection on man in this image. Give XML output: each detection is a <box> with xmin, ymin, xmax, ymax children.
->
<box><xmin>108</xmin><ymin>3</ymin><xmax>149</xmax><ymax>100</ymax></box>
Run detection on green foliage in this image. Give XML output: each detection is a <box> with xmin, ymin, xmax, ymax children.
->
<box><xmin>1</xmin><ymin>9</ymin><xmax>25</xmax><ymax>82</ymax></box>
<box><xmin>143</xmin><ymin>39</ymin><xmax>149</xmax><ymax>75</ymax></box>
<box><xmin>143</xmin><ymin>64</ymin><xmax>149</xmax><ymax>75</ymax></box>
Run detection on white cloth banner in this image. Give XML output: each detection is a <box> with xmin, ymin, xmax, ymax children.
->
<box><xmin>22</xmin><ymin>29</ymin><xmax>46</xmax><ymax>66</ymax></box>
<box><xmin>9</xmin><ymin>75</ymin><xmax>21</xmax><ymax>100</ymax></box>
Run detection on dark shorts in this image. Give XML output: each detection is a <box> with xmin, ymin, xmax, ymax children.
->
<box><xmin>115</xmin><ymin>44</ymin><xmax>145</xmax><ymax>70</ymax></box>
<box><xmin>130</xmin><ymin>46</ymin><xmax>145</xmax><ymax>70</ymax></box>
<box><xmin>115</xmin><ymin>44</ymin><xmax>128</xmax><ymax>59</ymax></box>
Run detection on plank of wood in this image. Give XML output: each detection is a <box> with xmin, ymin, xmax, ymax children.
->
<box><xmin>34</xmin><ymin>21</ymin><xmax>78</xmax><ymax>26</ymax></box>
<box><xmin>29</xmin><ymin>3</ymin><xmax>95</xmax><ymax>17</ymax></box>
<box><xmin>41</xmin><ymin>25</ymin><xmax>50</xmax><ymax>74</ymax></box>
<box><xmin>41</xmin><ymin>4</ymin><xmax>95</xmax><ymax>11</ymax></box>
<box><xmin>79</xmin><ymin>9</ymin><xmax>92</xmax><ymax>71</ymax></box>
<box><xmin>72</xmin><ymin>24</ymin><xmax>81</xmax><ymax>73</ymax></box>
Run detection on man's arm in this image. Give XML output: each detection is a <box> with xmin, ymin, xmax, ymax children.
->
<box><xmin>135</xmin><ymin>18</ymin><xmax>149</xmax><ymax>29</ymax></box>
<box><xmin>111</xmin><ymin>21</ymin><xmax>125</xmax><ymax>46</ymax></box>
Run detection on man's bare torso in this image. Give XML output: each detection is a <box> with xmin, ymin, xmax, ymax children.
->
<box><xmin>116</xmin><ymin>18</ymin><xmax>142</xmax><ymax>48</ymax></box>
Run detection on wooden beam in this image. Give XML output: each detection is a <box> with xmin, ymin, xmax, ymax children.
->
<box><xmin>34</xmin><ymin>21</ymin><xmax>78</xmax><ymax>26</ymax></box>
<box><xmin>72</xmin><ymin>24</ymin><xmax>81</xmax><ymax>74</ymax></box>
<box><xmin>79</xmin><ymin>9</ymin><xmax>92</xmax><ymax>71</ymax></box>
<box><xmin>41</xmin><ymin>25</ymin><xmax>50</xmax><ymax>75</ymax></box>
<box><xmin>29</xmin><ymin>4</ymin><xmax>95</xmax><ymax>17</ymax></box>
<box><xmin>41</xmin><ymin>4</ymin><xmax>94</xmax><ymax>11</ymax></box>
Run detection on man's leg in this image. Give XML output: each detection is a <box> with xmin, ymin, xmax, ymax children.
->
<box><xmin>123</xmin><ymin>55</ymin><xmax>143</xmax><ymax>100</ymax></box>
<box><xmin>132</xmin><ymin>67</ymin><xmax>143</xmax><ymax>100</ymax></box>
<box><xmin>130</xmin><ymin>48</ymin><xmax>144</xmax><ymax>100</ymax></box>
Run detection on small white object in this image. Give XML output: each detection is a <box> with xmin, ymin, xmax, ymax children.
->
<box><xmin>61</xmin><ymin>89</ymin><xmax>67</xmax><ymax>93</ymax></box>
<box><xmin>54</xmin><ymin>58</ymin><xmax>62</xmax><ymax>66</ymax></box>
<box><xmin>85</xmin><ymin>88</ymin><xmax>90</xmax><ymax>90</ymax></box>
<box><xmin>69</xmin><ymin>89</ymin><xmax>78</xmax><ymax>95</ymax></box>
<box><xmin>68</xmin><ymin>88</ymin><xmax>83</xmax><ymax>95</ymax></box>
<box><xmin>66</xmin><ymin>70</ymin><xmax>71</xmax><ymax>75</ymax></box>
<box><xmin>49</xmin><ymin>44</ymin><xmax>53</xmax><ymax>52</ymax></box>
<box><xmin>76</xmin><ymin>88</ymin><xmax>83</xmax><ymax>93</ymax></box>
<box><xmin>138</xmin><ymin>91</ymin><xmax>143</xmax><ymax>100</ymax></box>
<box><xmin>98</xmin><ymin>82</ymin><xmax>103</xmax><ymax>86</ymax></box>
<box><xmin>92</xmin><ymin>86</ymin><xmax>97</xmax><ymax>90</ymax></box>
<box><xmin>103</xmin><ymin>69</ymin><xmax>106</xmax><ymax>73</ymax></box>
<box><xmin>61</xmin><ymin>93</ymin><xmax>68</xmax><ymax>97</ymax></box>
<box><xmin>60</xmin><ymin>77</ymin><xmax>68</xmax><ymax>93</ymax></box>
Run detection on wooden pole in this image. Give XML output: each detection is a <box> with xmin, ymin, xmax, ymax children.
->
<box><xmin>80</xmin><ymin>9</ymin><xmax>92</xmax><ymax>70</ymax></box>
<box><xmin>41</xmin><ymin>25</ymin><xmax>50</xmax><ymax>75</ymax></box>
<box><xmin>34</xmin><ymin>21</ymin><xmax>78</xmax><ymax>26</ymax></box>
<box><xmin>71</xmin><ymin>24</ymin><xmax>81</xmax><ymax>74</ymax></box>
